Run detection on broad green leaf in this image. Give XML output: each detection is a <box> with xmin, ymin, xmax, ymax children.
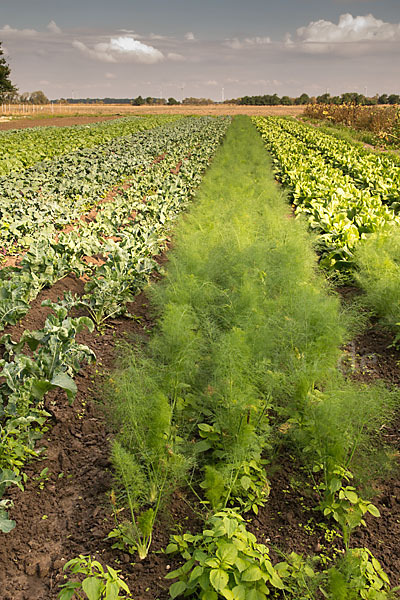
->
<box><xmin>169</xmin><ymin>580</ymin><xmax>187</xmax><ymax>598</ymax></box>
<box><xmin>240</xmin><ymin>476</ymin><xmax>251</xmax><ymax>491</ymax></box>
<box><xmin>81</xmin><ymin>577</ymin><xmax>103</xmax><ymax>600</ymax></box>
<box><xmin>50</xmin><ymin>373</ymin><xmax>77</xmax><ymax>396</ymax></box>
<box><xmin>201</xmin><ymin>591</ymin><xmax>218</xmax><ymax>600</ymax></box>
<box><xmin>210</xmin><ymin>568</ymin><xmax>229</xmax><ymax>592</ymax></box>
<box><xmin>367</xmin><ymin>504</ymin><xmax>380</xmax><ymax>518</ymax></box>
<box><xmin>242</xmin><ymin>565</ymin><xmax>263</xmax><ymax>582</ymax></box>
<box><xmin>344</xmin><ymin>490</ymin><xmax>358</xmax><ymax>504</ymax></box>
<box><xmin>0</xmin><ymin>515</ymin><xmax>16</xmax><ymax>533</ymax></box>
<box><xmin>104</xmin><ymin>580</ymin><xmax>120</xmax><ymax>600</ymax></box>
<box><xmin>189</xmin><ymin>565</ymin><xmax>204</xmax><ymax>582</ymax></box>
<box><xmin>232</xmin><ymin>584</ymin><xmax>247</xmax><ymax>600</ymax></box>
<box><xmin>216</xmin><ymin>543</ymin><xmax>238</xmax><ymax>565</ymax></box>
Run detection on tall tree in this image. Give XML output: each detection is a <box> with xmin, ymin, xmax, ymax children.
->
<box><xmin>0</xmin><ymin>42</ymin><xmax>17</xmax><ymax>101</ymax></box>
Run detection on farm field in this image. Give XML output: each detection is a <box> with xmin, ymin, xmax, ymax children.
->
<box><xmin>0</xmin><ymin>104</ymin><xmax>305</xmax><ymax>131</ymax></box>
<box><xmin>0</xmin><ymin>114</ymin><xmax>399</xmax><ymax>600</ymax></box>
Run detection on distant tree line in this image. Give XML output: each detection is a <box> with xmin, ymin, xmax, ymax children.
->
<box><xmin>64</xmin><ymin>96</ymin><xmax>214</xmax><ymax>106</ymax></box>
<box><xmin>236</xmin><ymin>92</ymin><xmax>400</xmax><ymax>106</ymax></box>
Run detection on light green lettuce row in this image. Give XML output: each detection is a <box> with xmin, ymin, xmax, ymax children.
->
<box><xmin>274</xmin><ymin>117</ymin><xmax>400</xmax><ymax>206</ymax></box>
<box><xmin>253</xmin><ymin>116</ymin><xmax>400</xmax><ymax>269</ymax></box>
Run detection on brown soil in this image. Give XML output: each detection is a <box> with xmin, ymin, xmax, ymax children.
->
<box><xmin>0</xmin><ymin>116</ymin><xmax>120</xmax><ymax>131</ymax></box>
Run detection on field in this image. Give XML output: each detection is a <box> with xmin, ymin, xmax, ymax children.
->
<box><xmin>0</xmin><ymin>103</ymin><xmax>305</xmax><ymax>129</ymax></box>
<box><xmin>0</xmin><ymin>113</ymin><xmax>399</xmax><ymax>600</ymax></box>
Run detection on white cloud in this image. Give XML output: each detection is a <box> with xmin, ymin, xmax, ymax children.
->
<box><xmin>287</xmin><ymin>13</ymin><xmax>400</xmax><ymax>54</ymax></box>
<box><xmin>205</xmin><ymin>80</ymin><xmax>218</xmax><ymax>86</ymax></box>
<box><xmin>224</xmin><ymin>36</ymin><xmax>271</xmax><ymax>50</ymax></box>
<box><xmin>105</xmin><ymin>72</ymin><xmax>116</xmax><ymax>79</ymax></box>
<box><xmin>149</xmin><ymin>33</ymin><xmax>173</xmax><ymax>41</ymax></box>
<box><xmin>47</xmin><ymin>20</ymin><xmax>62</xmax><ymax>34</ymax></box>
<box><xmin>73</xmin><ymin>36</ymin><xmax>164</xmax><ymax>64</ymax></box>
<box><xmin>0</xmin><ymin>24</ymin><xmax>38</xmax><ymax>37</ymax></box>
<box><xmin>167</xmin><ymin>52</ymin><xmax>185</xmax><ymax>61</ymax></box>
<box><xmin>185</xmin><ymin>32</ymin><xmax>196</xmax><ymax>41</ymax></box>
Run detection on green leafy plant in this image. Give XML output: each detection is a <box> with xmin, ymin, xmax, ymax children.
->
<box><xmin>325</xmin><ymin>547</ymin><xmax>397</xmax><ymax>600</ymax></box>
<box><xmin>58</xmin><ymin>555</ymin><xmax>132</xmax><ymax>600</ymax></box>
<box><xmin>1</xmin><ymin>297</ymin><xmax>95</xmax><ymax>406</ymax></box>
<box><xmin>253</xmin><ymin>116</ymin><xmax>400</xmax><ymax>270</ymax></box>
<box><xmin>0</xmin><ymin>469</ymin><xmax>23</xmax><ymax>532</ymax></box>
<box><xmin>319</xmin><ymin>479</ymin><xmax>380</xmax><ymax>550</ymax></box>
<box><xmin>165</xmin><ymin>509</ymin><xmax>285</xmax><ymax>599</ymax></box>
<box><xmin>107</xmin><ymin>488</ymin><xmax>156</xmax><ymax>561</ymax></box>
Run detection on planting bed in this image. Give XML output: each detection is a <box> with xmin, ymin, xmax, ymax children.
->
<box><xmin>1</xmin><ymin>276</ymin><xmax>398</xmax><ymax>600</ymax></box>
<box><xmin>0</xmin><ymin>116</ymin><xmax>121</xmax><ymax>132</ymax></box>
<box><xmin>1</xmin><ymin>115</ymin><xmax>400</xmax><ymax>600</ymax></box>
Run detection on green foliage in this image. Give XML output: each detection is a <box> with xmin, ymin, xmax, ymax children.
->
<box><xmin>290</xmin><ymin>382</ymin><xmax>396</xmax><ymax>489</ymax></box>
<box><xmin>0</xmin><ymin>116</ymin><xmax>230</xmax><ymax>336</ymax></box>
<box><xmin>325</xmin><ymin>548</ymin><xmax>397</xmax><ymax>600</ymax></box>
<box><xmin>0</xmin><ymin>116</ymin><xmax>229</xmax><ymax>254</ymax></box>
<box><xmin>274</xmin><ymin>117</ymin><xmax>400</xmax><ymax>205</ymax></box>
<box><xmin>354</xmin><ymin>225</ymin><xmax>400</xmax><ymax>338</ymax></box>
<box><xmin>166</xmin><ymin>517</ymin><xmax>395</xmax><ymax>600</ymax></box>
<box><xmin>58</xmin><ymin>555</ymin><xmax>132</xmax><ymax>600</ymax></box>
<box><xmin>287</xmin><ymin>381</ymin><xmax>396</xmax><ymax>544</ymax></box>
<box><xmin>0</xmin><ymin>42</ymin><xmax>16</xmax><ymax>101</ymax></box>
<box><xmin>0</xmin><ymin>115</ymin><xmax>181</xmax><ymax>177</ymax></box>
<box><xmin>145</xmin><ymin>115</ymin><xmax>344</xmax><ymax>489</ymax></box>
<box><xmin>107</xmin><ymin>116</ymin><xmax>348</xmax><ymax>562</ymax></box>
<box><xmin>165</xmin><ymin>509</ymin><xmax>286</xmax><ymax>599</ymax></box>
<box><xmin>253</xmin><ymin>116</ymin><xmax>400</xmax><ymax>270</ymax></box>
<box><xmin>107</xmin><ymin>505</ymin><xmax>155</xmax><ymax>561</ymax></box>
<box><xmin>0</xmin><ymin>298</ymin><xmax>95</xmax><ymax>529</ymax></box>
<box><xmin>199</xmin><ymin>456</ymin><xmax>270</xmax><ymax>514</ymax></box>
<box><xmin>321</xmin><ymin>484</ymin><xmax>380</xmax><ymax>549</ymax></box>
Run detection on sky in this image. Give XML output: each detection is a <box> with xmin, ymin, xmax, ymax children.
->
<box><xmin>1</xmin><ymin>0</ymin><xmax>399</xmax><ymax>100</ymax></box>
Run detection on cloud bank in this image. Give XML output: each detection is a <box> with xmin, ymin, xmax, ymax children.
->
<box><xmin>72</xmin><ymin>36</ymin><xmax>164</xmax><ymax>64</ymax></box>
<box><xmin>286</xmin><ymin>13</ymin><xmax>400</xmax><ymax>54</ymax></box>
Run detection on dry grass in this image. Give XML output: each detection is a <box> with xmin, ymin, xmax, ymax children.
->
<box><xmin>304</xmin><ymin>103</ymin><xmax>400</xmax><ymax>145</ymax></box>
<box><xmin>1</xmin><ymin>103</ymin><xmax>305</xmax><ymax>118</ymax></box>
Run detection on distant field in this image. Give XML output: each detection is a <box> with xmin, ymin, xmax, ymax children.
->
<box><xmin>0</xmin><ymin>102</ymin><xmax>305</xmax><ymax>130</ymax></box>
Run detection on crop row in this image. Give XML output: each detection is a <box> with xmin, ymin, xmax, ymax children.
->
<box><xmin>0</xmin><ymin>117</ymin><xmax>219</xmax><ymax>253</ymax></box>
<box><xmin>0</xmin><ymin>116</ymin><xmax>231</xmax><ymax>533</ymax></box>
<box><xmin>0</xmin><ymin>116</ymin><xmax>229</xmax><ymax>331</ymax></box>
<box><xmin>103</xmin><ymin>117</ymin><xmax>395</xmax><ymax>599</ymax></box>
<box><xmin>253</xmin><ymin>116</ymin><xmax>400</xmax><ymax>269</ymax></box>
<box><xmin>0</xmin><ymin>115</ymin><xmax>181</xmax><ymax>177</ymax></box>
<box><xmin>275</xmin><ymin>117</ymin><xmax>400</xmax><ymax>206</ymax></box>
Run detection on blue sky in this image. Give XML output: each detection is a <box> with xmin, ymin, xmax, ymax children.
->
<box><xmin>1</xmin><ymin>0</ymin><xmax>399</xmax><ymax>100</ymax></box>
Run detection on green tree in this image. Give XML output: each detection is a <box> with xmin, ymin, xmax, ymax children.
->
<box><xmin>294</xmin><ymin>93</ymin><xmax>310</xmax><ymax>105</ymax></box>
<box><xmin>131</xmin><ymin>95</ymin><xmax>145</xmax><ymax>106</ymax></box>
<box><xmin>29</xmin><ymin>90</ymin><xmax>49</xmax><ymax>104</ymax></box>
<box><xmin>0</xmin><ymin>42</ymin><xmax>17</xmax><ymax>101</ymax></box>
